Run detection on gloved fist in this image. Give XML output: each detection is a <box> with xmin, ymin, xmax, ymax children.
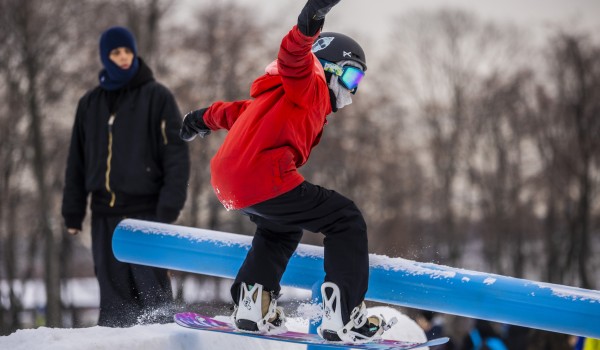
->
<box><xmin>180</xmin><ymin>108</ymin><xmax>210</xmax><ymax>142</ymax></box>
<box><xmin>298</xmin><ymin>0</ymin><xmax>341</xmax><ymax>36</ymax></box>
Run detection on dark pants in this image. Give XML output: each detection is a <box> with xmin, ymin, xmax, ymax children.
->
<box><xmin>231</xmin><ymin>182</ymin><xmax>369</xmax><ymax>323</ymax></box>
<box><xmin>91</xmin><ymin>212</ymin><xmax>173</xmax><ymax>327</ymax></box>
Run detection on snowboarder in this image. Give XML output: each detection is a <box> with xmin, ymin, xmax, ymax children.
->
<box><xmin>180</xmin><ymin>0</ymin><xmax>393</xmax><ymax>342</ymax></box>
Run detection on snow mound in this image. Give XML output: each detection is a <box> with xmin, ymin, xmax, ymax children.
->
<box><xmin>0</xmin><ymin>307</ymin><xmax>426</xmax><ymax>350</ymax></box>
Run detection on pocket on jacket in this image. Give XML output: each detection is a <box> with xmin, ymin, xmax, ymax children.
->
<box><xmin>276</xmin><ymin>148</ymin><xmax>296</xmax><ymax>177</ymax></box>
<box><xmin>265</xmin><ymin>148</ymin><xmax>296</xmax><ymax>185</ymax></box>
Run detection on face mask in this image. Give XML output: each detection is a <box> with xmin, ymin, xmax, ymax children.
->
<box><xmin>329</xmin><ymin>74</ymin><xmax>353</xmax><ymax>109</ymax></box>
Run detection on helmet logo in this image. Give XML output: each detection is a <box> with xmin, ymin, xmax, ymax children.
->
<box><xmin>343</xmin><ymin>51</ymin><xmax>352</xmax><ymax>57</ymax></box>
<box><xmin>312</xmin><ymin>37</ymin><xmax>335</xmax><ymax>53</ymax></box>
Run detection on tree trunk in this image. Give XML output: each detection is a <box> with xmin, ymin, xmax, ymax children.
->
<box><xmin>25</xmin><ymin>54</ymin><xmax>61</xmax><ymax>327</ymax></box>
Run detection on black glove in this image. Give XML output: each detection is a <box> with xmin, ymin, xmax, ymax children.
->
<box><xmin>297</xmin><ymin>0</ymin><xmax>341</xmax><ymax>37</ymax></box>
<box><xmin>180</xmin><ymin>108</ymin><xmax>210</xmax><ymax>142</ymax></box>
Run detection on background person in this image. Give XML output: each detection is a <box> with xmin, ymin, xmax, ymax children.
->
<box><xmin>61</xmin><ymin>26</ymin><xmax>190</xmax><ymax>327</ymax></box>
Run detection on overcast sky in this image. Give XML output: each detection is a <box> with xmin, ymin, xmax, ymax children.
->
<box><xmin>188</xmin><ymin>0</ymin><xmax>599</xmax><ymax>37</ymax></box>
<box><xmin>230</xmin><ymin>1</ymin><xmax>598</xmax><ymax>23</ymax></box>
<box><xmin>331</xmin><ymin>0</ymin><xmax>600</xmax><ymax>28</ymax></box>
<box><xmin>176</xmin><ymin>0</ymin><xmax>600</xmax><ymax>53</ymax></box>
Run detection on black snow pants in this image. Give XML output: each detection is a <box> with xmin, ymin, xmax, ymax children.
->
<box><xmin>91</xmin><ymin>212</ymin><xmax>173</xmax><ymax>327</ymax></box>
<box><xmin>231</xmin><ymin>181</ymin><xmax>369</xmax><ymax>324</ymax></box>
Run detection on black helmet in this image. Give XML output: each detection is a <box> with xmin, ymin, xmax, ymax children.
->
<box><xmin>312</xmin><ymin>32</ymin><xmax>367</xmax><ymax>71</ymax></box>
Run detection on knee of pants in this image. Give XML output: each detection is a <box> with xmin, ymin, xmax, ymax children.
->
<box><xmin>348</xmin><ymin>202</ymin><xmax>367</xmax><ymax>231</ymax></box>
<box><xmin>325</xmin><ymin>201</ymin><xmax>367</xmax><ymax>242</ymax></box>
<box><xmin>343</xmin><ymin>199</ymin><xmax>366</xmax><ymax>225</ymax></box>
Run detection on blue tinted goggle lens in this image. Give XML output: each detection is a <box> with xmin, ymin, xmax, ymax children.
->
<box><xmin>340</xmin><ymin>66</ymin><xmax>364</xmax><ymax>91</ymax></box>
<box><xmin>319</xmin><ymin>59</ymin><xmax>365</xmax><ymax>93</ymax></box>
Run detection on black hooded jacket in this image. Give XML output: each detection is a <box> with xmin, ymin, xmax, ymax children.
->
<box><xmin>62</xmin><ymin>58</ymin><xmax>190</xmax><ymax>229</ymax></box>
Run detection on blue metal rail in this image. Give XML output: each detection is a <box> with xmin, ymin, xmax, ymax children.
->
<box><xmin>113</xmin><ymin>219</ymin><xmax>600</xmax><ymax>338</ymax></box>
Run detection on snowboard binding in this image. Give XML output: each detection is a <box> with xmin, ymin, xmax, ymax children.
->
<box><xmin>232</xmin><ymin>282</ymin><xmax>287</xmax><ymax>333</ymax></box>
<box><xmin>318</xmin><ymin>282</ymin><xmax>397</xmax><ymax>343</ymax></box>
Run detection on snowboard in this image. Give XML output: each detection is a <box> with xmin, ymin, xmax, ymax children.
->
<box><xmin>174</xmin><ymin>312</ymin><xmax>450</xmax><ymax>350</ymax></box>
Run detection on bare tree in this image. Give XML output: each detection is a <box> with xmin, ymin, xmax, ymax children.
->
<box><xmin>386</xmin><ymin>9</ymin><xmax>529</xmax><ymax>264</ymax></box>
<box><xmin>467</xmin><ymin>70</ymin><xmax>537</xmax><ymax>276</ymax></box>
<box><xmin>531</xmin><ymin>32</ymin><xmax>600</xmax><ymax>288</ymax></box>
<box><xmin>0</xmin><ymin>22</ymin><xmax>29</xmax><ymax>333</ymax></box>
<box><xmin>0</xmin><ymin>0</ymin><xmax>90</xmax><ymax>327</ymax></box>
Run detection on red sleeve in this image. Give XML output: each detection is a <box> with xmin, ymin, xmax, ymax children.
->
<box><xmin>203</xmin><ymin>100</ymin><xmax>252</xmax><ymax>131</ymax></box>
<box><xmin>277</xmin><ymin>25</ymin><xmax>322</xmax><ymax>107</ymax></box>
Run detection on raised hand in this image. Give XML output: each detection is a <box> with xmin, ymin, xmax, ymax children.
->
<box><xmin>297</xmin><ymin>0</ymin><xmax>341</xmax><ymax>36</ymax></box>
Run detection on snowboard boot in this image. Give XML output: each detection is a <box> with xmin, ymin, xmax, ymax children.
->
<box><xmin>231</xmin><ymin>282</ymin><xmax>286</xmax><ymax>333</ymax></box>
<box><xmin>317</xmin><ymin>282</ymin><xmax>397</xmax><ymax>343</ymax></box>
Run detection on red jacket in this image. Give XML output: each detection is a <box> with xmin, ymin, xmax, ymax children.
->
<box><xmin>203</xmin><ymin>26</ymin><xmax>331</xmax><ymax>210</ymax></box>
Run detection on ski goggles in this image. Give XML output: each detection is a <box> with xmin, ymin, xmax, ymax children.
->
<box><xmin>319</xmin><ymin>59</ymin><xmax>365</xmax><ymax>94</ymax></box>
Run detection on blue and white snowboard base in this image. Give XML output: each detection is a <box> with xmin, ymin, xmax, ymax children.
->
<box><xmin>174</xmin><ymin>312</ymin><xmax>449</xmax><ymax>350</ymax></box>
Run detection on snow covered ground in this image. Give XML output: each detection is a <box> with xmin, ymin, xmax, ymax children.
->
<box><xmin>0</xmin><ymin>306</ymin><xmax>428</xmax><ymax>350</ymax></box>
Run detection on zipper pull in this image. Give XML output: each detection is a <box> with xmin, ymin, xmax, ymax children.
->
<box><xmin>161</xmin><ymin>119</ymin><xmax>168</xmax><ymax>145</ymax></box>
<box><xmin>106</xmin><ymin>114</ymin><xmax>116</xmax><ymax>207</ymax></box>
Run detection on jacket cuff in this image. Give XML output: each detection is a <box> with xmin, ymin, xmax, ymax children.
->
<box><xmin>292</xmin><ymin>24</ymin><xmax>320</xmax><ymax>42</ymax></box>
<box><xmin>64</xmin><ymin>214</ymin><xmax>84</xmax><ymax>230</ymax></box>
<box><xmin>157</xmin><ymin>207</ymin><xmax>180</xmax><ymax>224</ymax></box>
